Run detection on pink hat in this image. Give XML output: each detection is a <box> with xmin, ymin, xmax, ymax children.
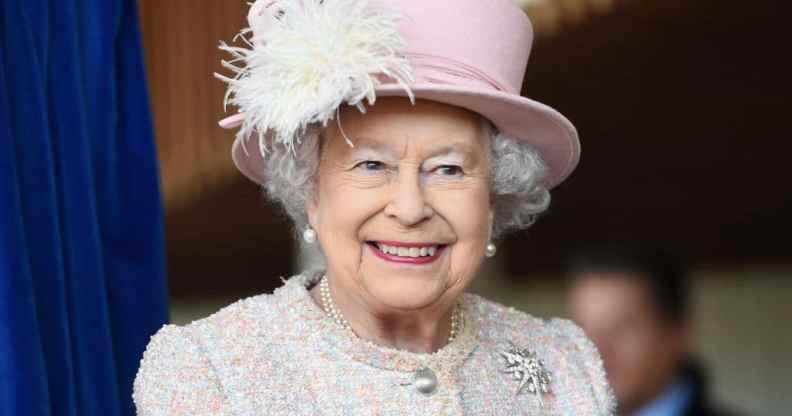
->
<box><xmin>218</xmin><ymin>0</ymin><xmax>579</xmax><ymax>189</ymax></box>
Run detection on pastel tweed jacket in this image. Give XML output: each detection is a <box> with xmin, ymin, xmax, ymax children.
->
<box><xmin>134</xmin><ymin>273</ymin><xmax>616</xmax><ymax>415</ymax></box>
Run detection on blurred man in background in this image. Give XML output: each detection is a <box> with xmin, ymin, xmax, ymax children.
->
<box><xmin>566</xmin><ymin>247</ymin><xmax>735</xmax><ymax>416</ymax></box>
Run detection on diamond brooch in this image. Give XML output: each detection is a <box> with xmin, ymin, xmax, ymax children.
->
<box><xmin>499</xmin><ymin>343</ymin><xmax>552</xmax><ymax>407</ymax></box>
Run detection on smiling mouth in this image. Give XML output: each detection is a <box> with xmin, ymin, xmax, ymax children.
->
<box><xmin>366</xmin><ymin>241</ymin><xmax>447</xmax><ymax>264</ymax></box>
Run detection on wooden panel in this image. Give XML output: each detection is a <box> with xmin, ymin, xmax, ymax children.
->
<box><xmin>522</xmin><ymin>0</ymin><xmax>620</xmax><ymax>36</ymax></box>
<box><xmin>139</xmin><ymin>0</ymin><xmax>248</xmax><ymax>211</ymax></box>
<box><xmin>163</xmin><ymin>180</ymin><xmax>294</xmax><ymax>298</ymax></box>
<box><xmin>139</xmin><ymin>1</ymin><xmax>294</xmax><ymax>296</ymax></box>
<box><xmin>505</xmin><ymin>0</ymin><xmax>790</xmax><ymax>274</ymax></box>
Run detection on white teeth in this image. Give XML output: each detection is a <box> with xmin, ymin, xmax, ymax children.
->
<box><xmin>376</xmin><ymin>243</ymin><xmax>440</xmax><ymax>258</ymax></box>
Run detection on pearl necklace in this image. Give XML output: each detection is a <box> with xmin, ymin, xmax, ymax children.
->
<box><xmin>319</xmin><ymin>275</ymin><xmax>463</xmax><ymax>344</ymax></box>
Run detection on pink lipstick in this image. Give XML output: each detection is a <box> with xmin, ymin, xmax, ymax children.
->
<box><xmin>367</xmin><ymin>241</ymin><xmax>447</xmax><ymax>265</ymax></box>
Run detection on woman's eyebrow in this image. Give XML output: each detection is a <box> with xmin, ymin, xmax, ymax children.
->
<box><xmin>343</xmin><ymin>136</ymin><xmax>480</xmax><ymax>161</ymax></box>
<box><xmin>426</xmin><ymin>144</ymin><xmax>478</xmax><ymax>161</ymax></box>
<box><xmin>345</xmin><ymin>140</ymin><xmax>396</xmax><ymax>159</ymax></box>
<box><xmin>424</xmin><ymin>150</ymin><xmax>465</xmax><ymax>163</ymax></box>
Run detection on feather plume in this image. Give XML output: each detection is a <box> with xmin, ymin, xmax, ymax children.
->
<box><xmin>216</xmin><ymin>0</ymin><xmax>415</xmax><ymax>156</ymax></box>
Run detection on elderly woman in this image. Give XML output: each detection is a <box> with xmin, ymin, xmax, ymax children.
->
<box><xmin>134</xmin><ymin>0</ymin><xmax>615</xmax><ymax>414</ymax></box>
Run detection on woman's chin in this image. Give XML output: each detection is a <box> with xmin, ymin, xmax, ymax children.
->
<box><xmin>361</xmin><ymin>274</ymin><xmax>452</xmax><ymax>312</ymax></box>
<box><xmin>353</xmin><ymin>244</ymin><xmax>468</xmax><ymax>311</ymax></box>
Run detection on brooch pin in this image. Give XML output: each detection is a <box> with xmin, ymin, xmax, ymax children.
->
<box><xmin>499</xmin><ymin>342</ymin><xmax>552</xmax><ymax>407</ymax></box>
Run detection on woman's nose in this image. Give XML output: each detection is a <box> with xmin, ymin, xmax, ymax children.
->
<box><xmin>383</xmin><ymin>172</ymin><xmax>434</xmax><ymax>226</ymax></box>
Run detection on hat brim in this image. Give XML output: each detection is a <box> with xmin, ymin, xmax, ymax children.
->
<box><xmin>223</xmin><ymin>83</ymin><xmax>580</xmax><ymax>189</ymax></box>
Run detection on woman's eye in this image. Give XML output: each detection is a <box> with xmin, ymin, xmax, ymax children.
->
<box><xmin>354</xmin><ymin>161</ymin><xmax>386</xmax><ymax>171</ymax></box>
<box><xmin>435</xmin><ymin>165</ymin><xmax>463</xmax><ymax>176</ymax></box>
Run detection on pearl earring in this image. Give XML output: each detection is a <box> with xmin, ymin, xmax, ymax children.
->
<box><xmin>303</xmin><ymin>227</ymin><xmax>317</xmax><ymax>244</ymax></box>
<box><xmin>485</xmin><ymin>242</ymin><xmax>497</xmax><ymax>258</ymax></box>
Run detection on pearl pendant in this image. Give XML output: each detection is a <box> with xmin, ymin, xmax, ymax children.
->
<box><xmin>303</xmin><ymin>227</ymin><xmax>317</xmax><ymax>244</ymax></box>
<box><xmin>413</xmin><ymin>367</ymin><xmax>438</xmax><ymax>395</ymax></box>
<box><xmin>485</xmin><ymin>242</ymin><xmax>497</xmax><ymax>258</ymax></box>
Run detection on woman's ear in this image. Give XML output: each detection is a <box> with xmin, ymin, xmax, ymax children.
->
<box><xmin>306</xmin><ymin>196</ymin><xmax>319</xmax><ymax>231</ymax></box>
<box><xmin>487</xmin><ymin>210</ymin><xmax>495</xmax><ymax>241</ymax></box>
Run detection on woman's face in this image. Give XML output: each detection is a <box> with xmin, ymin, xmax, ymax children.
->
<box><xmin>308</xmin><ymin>97</ymin><xmax>492</xmax><ymax>313</ymax></box>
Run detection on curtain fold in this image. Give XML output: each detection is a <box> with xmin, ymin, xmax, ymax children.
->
<box><xmin>0</xmin><ymin>0</ymin><xmax>169</xmax><ymax>415</ymax></box>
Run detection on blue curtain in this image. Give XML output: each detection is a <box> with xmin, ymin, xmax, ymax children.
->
<box><xmin>0</xmin><ymin>0</ymin><xmax>169</xmax><ymax>415</ymax></box>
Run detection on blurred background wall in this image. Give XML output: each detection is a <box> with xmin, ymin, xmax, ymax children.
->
<box><xmin>138</xmin><ymin>0</ymin><xmax>789</xmax><ymax>414</ymax></box>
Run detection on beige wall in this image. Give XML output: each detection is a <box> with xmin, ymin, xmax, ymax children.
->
<box><xmin>171</xmin><ymin>267</ymin><xmax>791</xmax><ymax>415</ymax></box>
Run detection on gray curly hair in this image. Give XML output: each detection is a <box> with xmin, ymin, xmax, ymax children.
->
<box><xmin>261</xmin><ymin>121</ymin><xmax>550</xmax><ymax>241</ymax></box>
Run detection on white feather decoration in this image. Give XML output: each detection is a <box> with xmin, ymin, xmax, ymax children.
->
<box><xmin>216</xmin><ymin>0</ymin><xmax>415</xmax><ymax>156</ymax></box>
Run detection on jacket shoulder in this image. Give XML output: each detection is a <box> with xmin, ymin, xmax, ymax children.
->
<box><xmin>544</xmin><ymin>317</ymin><xmax>618</xmax><ymax>414</ymax></box>
<box><xmin>185</xmin><ymin>279</ymin><xmax>302</xmax><ymax>345</ymax></box>
<box><xmin>133</xmin><ymin>279</ymin><xmax>299</xmax><ymax>415</ymax></box>
<box><xmin>471</xmin><ymin>295</ymin><xmax>617</xmax><ymax>415</ymax></box>
<box><xmin>133</xmin><ymin>324</ymin><xmax>231</xmax><ymax>415</ymax></box>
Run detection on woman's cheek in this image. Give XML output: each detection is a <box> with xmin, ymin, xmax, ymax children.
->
<box><xmin>321</xmin><ymin>178</ymin><xmax>388</xmax><ymax>244</ymax></box>
<box><xmin>431</xmin><ymin>182</ymin><xmax>491</xmax><ymax>238</ymax></box>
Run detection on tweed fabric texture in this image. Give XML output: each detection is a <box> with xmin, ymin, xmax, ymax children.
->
<box><xmin>134</xmin><ymin>273</ymin><xmax>616</xmax><ymax>415</ymax></box>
